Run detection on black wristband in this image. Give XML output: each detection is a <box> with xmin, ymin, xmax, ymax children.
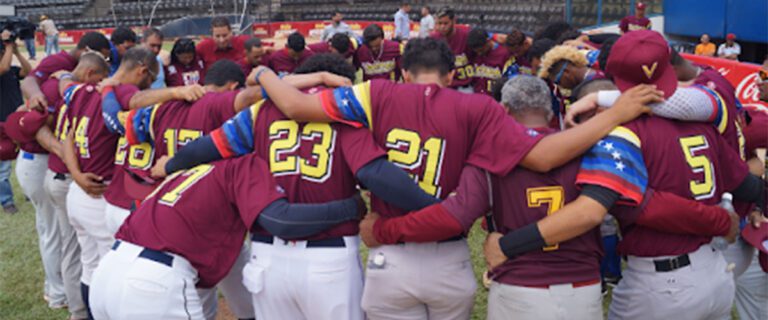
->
<box><xmin>498</xmin><ymin>223</ymin><xmax>546</xmax><ymax>259</ymax></box>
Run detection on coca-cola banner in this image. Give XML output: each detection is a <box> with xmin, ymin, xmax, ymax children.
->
<box><xmin>682</xmin><ymin>53</ymin><xmax>768</xmax><ymax>113</ymax></box>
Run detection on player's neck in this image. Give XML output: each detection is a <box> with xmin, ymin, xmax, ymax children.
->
<box><xmin>412</xmin><ymin>73</ymin><xmax>445</xmax><ymax>87</ymax></box>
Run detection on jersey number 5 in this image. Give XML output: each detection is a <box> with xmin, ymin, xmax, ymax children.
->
<box><xmin>679</xmin><ymin>135</ymin><xmax>716</xmax><ymax>200</ymax></box>
<box><xmin>526</xmin><ymin>186</ymin><xmax>564</xmax><ymax>251</ymax></box>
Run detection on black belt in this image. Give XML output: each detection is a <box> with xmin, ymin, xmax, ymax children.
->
<box><xmin>251</xmin><ymin>234</ymin><xmax>346</xmax><ymax>248</ymax></box>
<box><xmin>112</xmin><ymin>241</ymin><xmax>174</xmax><ymax>267</ymax></box>
<box><xmin>653</xmin><ymin>254</ymin><xmax>691</xmax><ymax>272</ymax></box>
<box><xmin>53</xmin><ymin>173</ymin><xmax>68</xmax><ymax>181</ymax></box>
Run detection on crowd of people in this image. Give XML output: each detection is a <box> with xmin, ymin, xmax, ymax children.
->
<box><xmin>0</xmin><ymin>2</ymin><xmax>767</xmax><ymax>320</ymax></box>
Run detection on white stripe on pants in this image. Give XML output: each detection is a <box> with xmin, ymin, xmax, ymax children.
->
<box><xmin>487</xmin><ymin>281</ymin><xmax>603</xmax><ymax>320</ymax></box>
<box><xmin>245</xmin><ymin>236</ymin><xmax>364</xmax><ymax>320</ymax></box>
<box><xmin>16</xmin><ymin>152</ymin><xmax>65</xmax><ymax>305</ymax></box>
<box><xmin>198</xmin><ymin>241</ymin><xmax>255</xmax><ymax>320</ymax></box>
<box><xmin>361</xmin><ymin>239</ymin><xmax>476</xmax><ymax>320</ymax></box>
<box><xmin>608</xmin><ymin>244</ymin><xmax>735</xmax><ymax>320</ymax></box>
<box><xmin>66</xmin><ymin>181</ymin><xmax>114</xmax><ymax>285</ymax></box>
<box><xmin>43</xmin><ymin>169</ymin><xmax>87</xmax><ymax>319</ymax></box>
<box><xmin>90</xmin><ymin>240</ymin><xmax>205</xmax><ymax>320</ymax></box>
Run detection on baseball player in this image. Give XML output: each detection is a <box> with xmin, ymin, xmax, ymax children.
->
<box><xmin>430</xmin><ymin>7</ymin><xmax>474</xmax><ymax>92</ymax></box>
<box><xmin>89</xmin><ymin>152</ymin><xmax>367</xmax><ymax>320</ymax></box>
<box><xmin>265</xmin><ymin>32</ymin><xmax>313</xmax><ymax>76</ymax></box>
<box><xmin>358</xmin><ymin>76</ymin><xmax>741</xmax><ymax>320</ymax></box>
<box><xmin>353</xmin><ymin>24</ymin><xmax>404</xmax><ymax>81</ymax></box>
<box><xmin>308</xmin><ymin>33</ymin><xmax>359</xmax><ymax>59</ymax></box>
<box><xmin>485</xmin><ymin>30</ymin><xmax>766</xmax><ymax>320</ymax></box>
<box><xmin>154</xmin><ymin>53</ymin><xmax>440</xmax><ymax>320</ymax></box>
<box><xmin>219</xmin><ymin>38</ymin><xmax>654</xmax><ymax>319</ymax></box>
<box><xmin>466</xmin><ymin>27</ymin><xmax>514</xmax><ymax>95</ymax></box>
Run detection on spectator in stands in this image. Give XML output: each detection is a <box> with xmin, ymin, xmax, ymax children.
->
<box><xmin>695</xmin><ymin>34</ymin><xmax>716</xmax><ymax>57</ymax></box>
<box><xmin>393</xmin><ymin>3</ymin><xmax>411</xmax><ymax>42</ymax></box>
<box><xmin>267</xmin><ymin>32</ymin><xmax>312</xmax><ymax>76</ymax></box>
<box><xmin>322</xmin><ymin>10</ymin><xmax>352</xmax><ymax>41</ymax></box>
<box><xmin>354</xmin><ymin>24</ymin><xmax>403</xmax><ymax>81</ymax></box>
<box><xmin>240</xmin><ymin>37</ymin><xmax>268</xmax><ymax>76</ymax></box>
<box><xmin>196</xmin><ymin>16</ymin><xmax>250</xmax><ymax>71</ymax></box>
<box><xmin>619</xmin><ymin>2</ymin><xmax>652</xmax><ymax>34</ymax></box>
<box><xmin>0</xmin><ymin>30</ymin><xmax>32</xmax><ymax>214</ymax></box>
<box><xmin>308</xmin><ymin>33</ymin><xmax>357</xmax><ymax>59</ymax></box>
<box><xmin>538</xmin><ymin>45</ymin><xmax>603</xmax><ymax>92</ymax></box>
<box><xmin>142</xmin><ymin>28</ymin><xmax>165</xmax><ymax>89</ymax></box>
<box><xmin>24</xmin><ymin>16</ymin><xmax>36</xmax><ymax>60</ymax></box>
<box><xmin>166</xmin><ymin>38</ymin><xmax>205</xmax><ymax>87</ymax></box>
<box><xmin>419</xmin><ymin>6</ymin><xmax>434</xmax><ymax>38</ymax></box>
<box><xmin>718</xmin><ymin>33</ymin><xmax>741</xmax><ymax>60</ymax></box>
<box><xmin>39</xmin><ymin>15</ymin><xmax>59</xmax><ymax>56</ymax></box>
<box><xmin>109</xmin><ymin>27</ymin><xmax>137</xmax><ymax>75</ymax></box>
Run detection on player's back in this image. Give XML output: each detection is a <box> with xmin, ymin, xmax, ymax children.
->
<box><xmin>490</xmin><ymin>132</ymin><xmax>602</xmax><ymax>286</ymax></box>
<box><xmin>614</xmin><ymin>116</ymin><xmax>748</xmax><ymax>256</ymax></box>
<box><xmin>64</xmin><ymin>83</ymin><xmax>120</xmax><ymax>179</ymax></box>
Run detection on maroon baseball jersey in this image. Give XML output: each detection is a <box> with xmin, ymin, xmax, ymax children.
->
<box><xmin>238</xmin><ymin>56</ymin><xmax>265</xmax><ymax>79</ymax></box>
<box><xmin>105</xmin><ymin>91</ymin><xmax>239</xmax><ymax>208</ymax></box>
<box><xmin>307</xmin><ymin>41</ymin><xmax>356</xmax><ymax>59</ymax></box>
<box><xmin>209</xmin><ymin>88</ymin><xmax>385</xmax><ymax>240</ymax></box>
<box><xmin>744</xmin><ymin>108</ymin><xmax>768</xmax><ymax>156</ymax></box>
<box><xmin>619</xmin><ymin>16</ymin><xmax>652</xmax><ymax>33</ymax></box>
<box><xmin>318</xmin><ymin>80</ymin><xmax>543</xmax><ymax>218</ymax></box>
<box><xmin>116</xmin><ymin>153</ymin><xmax>284</xmax><ymax>288</ymax></box>
<box><xmin>32</xmin><ymin>51</ymin><xmax>77</xmax><ymax>82</ymax></box>
<box><xmin>353</xmin><ymin>40</ymin><xmax>403</xmax><ymax>81</ymax></box>
<box><xmin>165</xmin><ymin>60</ymin><xmax>206</xmax><ymax>87</ymax></box>
<box><xmin>471</xmin><ymin>43</ymin><xmax>513</xmax><ymax>95</ymax></box>
<box><xmin>195</xmin><ymin>35</ymin><xmax>249</xmax><ymax>71</ymax></box>
<box><xmin>64</xmin><ymin>83</ymin><xmax>137</xmax><ymax>180</ymax></box>
<box><xmin>695</xmin><ymin>65</ymin><xmax>745</xmax><ymax>158</ymax></box>
<box><xmin>265</xmin><ymin>48</ymin><xmax>314</xmax><ymax>76</ymax></box>
<box><xmin>431</xmin><ymin>26</ymin><xmax>473</xmax><ymax>88</ymax></box>
<box><xmin>578</xmin><ymin>117</ymin><xmax>749</xmax><ymax>256</ymax></box>
<box><xmin>45</xmin><ymin>78</ymin><xmax>70</xmax><ymax>173</ymax></box>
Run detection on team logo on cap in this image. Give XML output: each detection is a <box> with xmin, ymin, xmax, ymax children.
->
<box><xmin>642</xmin><ymin>62</ymin><xmax>658</xmax><ymax>79</ymax></box>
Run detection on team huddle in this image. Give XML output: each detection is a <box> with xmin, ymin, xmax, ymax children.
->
<box><xmin>6</xmin><ymin>6</ymin><xmax>768</xmax><ymax>320</ymax></box>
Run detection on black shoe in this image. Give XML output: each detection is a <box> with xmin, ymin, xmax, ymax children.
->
<box><xmin>3</xmin><ymin>204</ymin><xmax>18</xmax><ymax>214</ymax></box>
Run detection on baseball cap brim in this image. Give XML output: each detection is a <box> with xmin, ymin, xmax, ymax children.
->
<box><xmin>122</xmin><ymin>169</ymin><xmax>161</xmax><ymax>201</ymax></box>
<box><xmin>613</xmin><ymin>61</ymin><xmax>678</xmax><ymax>99</ymax></box>
<box><xmin>741</xmin><ymin>223</ymin><xmax>768</xmax><ymax>255</ymax></box>
<box><xmin>6</xmin><ymin>110</ymin><xmax>49</xmax><ymax>144</ymax></box>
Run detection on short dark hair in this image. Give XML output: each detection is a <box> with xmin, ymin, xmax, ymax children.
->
<box><xmin>572</xmin><ymin>78</ymin><xmax>616</xmax><ymax>100</ymax></box>
<box><xmin>142</xmin><ymin>27</ymin><xmax>163</xmax><ymax>42</ymax></box>
<box><xmin>244</xmin><ymin>37</ymin><xmax>262</xmax><ymax>51</ymax></box>
<box><xmin>204</xmin><ymin>60</ymin><xmax>245</xmax><ymax>87</ymax></box>
<box><xmin>401</xmin><ymin>38</ymin><xmax>455</xmax><ymax>76</ymax></box>
<box><xmin>211</xmin><ymin>16</ymin><xmax>231</xmax><ymax>29</ymax></box>
<box><xmin>422</xmin><ymin>6</ymin><xmax>430</xmax><ymax>12</ymax></box>
<box><xmin>525</xmin><ymin>38</ymin><xmax>555</xmax><ymax>62</ymax></box>
<box><xmin>330</xmin><ymin>33</ymin><xmax>351</xmax><ymax>53</ymax></box>
<box><xmin>78</xmin><ymin>52</ymin><xmax>111</xmax><ymax>76</ymax></box>
<box><xmin>333</xmin><ymin>9</ymin><xmax>343</xmax><ymax>16</ymax></box>
<box><xmin>286</xmin><ymin>32</ymin><xmax>306</xmax><ymax>52</ymax></box>
<box><xmin>596</xmin><ymin>37</ymin><xmax>617</xmax><ymax>71</ymax></box>
<box><xmin>120</xmin><ymin>47</ymin><xmax>158</xmax><ymax>72</ymax></box>
<box><xmin>294</xmin><ymin>53</ymin><xmax>356</xmax><ymax>82</ymax></box>
<box><xmin>506</xmin><ymin>29</ymin><xmax>526</xmax><ymax>47</ymax></box>
<box><xmin>77</xmin><ymin>32</ymin><xmax>111</xmax><ymax>52</ymax></box>
<box><xmin>535</xmin><ymin>21</ymin><xmax>574</xmax><ymax>41</ymax></box>
<box><xmin>436</xmin><ymin>7</ymin><xmax>455</xmax><ymax>19</ymax></box>
<box><xmin>170</xmin><ymin>38</ymin><xmax>196</xmax><ymax>65</ymax></box>
<box><xmin>555</xmin><ymin>29</ymin><xmax>583</xmax><ymax>44</ymax></box>
<box><xmin>111</xmin><ymin>27</ymin><xmax>137</xmax><ymax>46</ymax></box>
<box><xmin>467</xmin><ymin>28</ymin><xmax>490</xmax><ymax>50</ymax></box>
<box><xmin>363</xmin><ymin>24</ymin><xmax>384</xmax><ymax>45</ymax></box>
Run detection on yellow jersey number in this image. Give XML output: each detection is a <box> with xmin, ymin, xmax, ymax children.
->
<box><xmin>72</xmin><ymin>116</ymin><xmax>90</xmax><ymax>158</ymax></box>
<box><xmin>155</xmin><ymin>164</ymin><xmax>214</xmax><ymax>206</ymax></box>
<box><xmin>526</xmin><ymin>186</ymin><xmax>564</xmax><ymax>251</ymax></box>
<box><xmin>268</xmin><ymin>121</ymin><xmax>335</xmax><ymax>183</ymax></box>
<box><xmin>384</xmin><ymin>128</ymin><xmax>446</xmax><ymax>197</ymax></box>
<box><xmin>679</xmin><ymin>135</ymin><xmax>716</xmax><ymax>200</ymax></box>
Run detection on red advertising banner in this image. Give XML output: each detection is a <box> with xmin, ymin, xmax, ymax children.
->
<box><xmin>682</xmin><ymin>53</ymin><xmax>768</xmax><ymax>113</ymax></box>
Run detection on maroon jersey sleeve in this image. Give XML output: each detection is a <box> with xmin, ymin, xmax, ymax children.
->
<box><xmin>227</xmin><ymin>154</ymin><xmax>286</xmax><ymax>228</ymax></box>
<box><xmin>209</xmin><ymin>91</ymin><xmax>238</xmax><ymax>124</ymax></box>
<box><xmin>715</xmin><ymin>133</ymin><xmax>750</xmax><ymax>191</ymax></box>
<box><xmin>114</xmin><ymin>84</ymin><xmax>140</xmax><ymax>110</ymax></box>
<box><xmin>32</xmin><ymin>52</ymin><xmax>77</xmax><ymax>82</ymax></box>
<box><xmin>464</xmin><ymin>98</ymin><xmax>543</xmax><ymax>176</ymax></box>
<box><xmin>337</xmin><ymin>125</ymin><xmax>386</xmax><ymax>175</ymax></box>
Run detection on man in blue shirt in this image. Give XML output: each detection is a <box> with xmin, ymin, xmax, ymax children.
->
<box><xmin>109</xmin><ymin>27</ymin><xmax>137</xmax><ymax>75</ymax></box>
<box><xmin>393</xmin><ymin>3</ymin><xmax>411</xmax><ymax>42</ymax></box>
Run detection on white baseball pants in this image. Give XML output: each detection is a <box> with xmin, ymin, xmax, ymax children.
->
<box><xmin>66</xmin><ymin>181</ymin><xmax>114</xmax><ymax>285</ymax></box>
<box><xmin>487</xmin><ymin>281</ymin><xmax>603</xmax><ymax>320</ymax></box>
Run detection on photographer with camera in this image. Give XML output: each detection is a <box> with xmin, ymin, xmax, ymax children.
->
<box><xmin>0</xmin><ymin>29</ymin><xmax>32</xmax><ymax>214</ymax></box>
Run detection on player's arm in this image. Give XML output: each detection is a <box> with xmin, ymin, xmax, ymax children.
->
<box><xmin>519</xmin><ymin>84</ymin><xmax>663</xmax><ymax>172</ymax></box>
<box><xmin>255</xmin><ymin>195</ymin><xmax>365</xmax><ymax>239</ymax></box>
<box><xmin>125</xmin><ymin>84</ymin><xmax>206</xmax><ymax>109</ymax></box>
<box><xmin>15</xmin><ymin>45</ymin><xmax>32</xmax><ymax>78</ymax></box>
<box><xmin>363</xmin><ymin>165</ymin><xmax>490</xmax><ymax>247</ymax></box>
<box><xmin>35</xmin><ymin>126</ymin><xmax>63</xmax><ymax>158</ymax></box>
<box><xmin>252</xmin><ymin>67</ymin><xmax>335</xmax><ymax>122</ymax></box>
<box><xmin>356</xmin><ymin>157</ymin><xmax>440</xmax><ymax>212</ymax></box>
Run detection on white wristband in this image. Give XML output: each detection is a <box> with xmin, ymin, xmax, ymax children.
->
<box><xmin>597</xmin><ymin>90</ymin><xmax>621</xmax><ymax>108</ymax></box>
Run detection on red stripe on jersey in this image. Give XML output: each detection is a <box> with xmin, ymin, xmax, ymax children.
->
<box><xmin>319</xmin><ymin>90</ymin><xmax>364</xmax><ymax>128</ymax></box>
<box><xmin>577</xmin><ymin>169</ymin><xmax>644</xmax><ymax>205</ymax></box>
<box><xmin>210</xmin><ymin>129</ymin><xmax>236</xmax><ymax>158</ymax></box>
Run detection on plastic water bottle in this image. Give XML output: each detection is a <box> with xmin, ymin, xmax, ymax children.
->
<box><xmin>712</xmin><ymin>193</ymin><xmax>735</xmax><ymax>251</ymax></box>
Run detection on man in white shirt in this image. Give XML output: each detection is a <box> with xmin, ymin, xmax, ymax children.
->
<box><xmin>393</xmin><ymin>3</ymin><xmax>411</xmax><ymax>42</ymax></box>
<box><xmin>322</xmin><ymin>11</ymin><xmax>352</xmax><ymax>41</ymax></box>
<box><xmin>718</xmin><ymin>33</ymin><xmax>741</xmax><ymax>61</ymax></box>
<box><xmin>419</xmin><ymin>6</ymin><xmax>435</xmax><ymax>38</ymax></box>
<box><xmin>39</xmin><ymin>15</ymin><xmax>59</xmax><ymax>56</ymax></box>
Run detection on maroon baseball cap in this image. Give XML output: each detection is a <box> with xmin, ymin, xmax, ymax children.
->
<box><xmin>0</xmin><ymin>124</ymin><xmax>19</xmax><ymax>161</ymax></box>
<box><xmin>741</xmin><ymin>223</ymin><xmax>768</xmax><ymax>272</ymax></box>
<box><xmin>122</xmin><ymin>168</ymin><xmax>161</xmax><ymax>201</ymax></box>
<box><xmin>605</xmin><ymin>30</ymin><xmax>678</xmax><ymax>98</ymax></box>
<box><xmin>727</xmin><ymin>33</ymin><xmax>736</xmax><ymax>40</ymax></box>
<box><xmin>636</xmin><ymin>2</ymin><xmax>646</xmax><ymax>9</ymax></box>
<box><xmin>5</xmin><ymin>110</ymin><xmax>49</xmax><ymax>144</ymax></box>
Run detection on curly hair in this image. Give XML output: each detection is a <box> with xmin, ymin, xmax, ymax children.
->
<box><xmin>537</xmin><ymin>45</ymin><xmax>588</xmax><ymax>79</ymax></box>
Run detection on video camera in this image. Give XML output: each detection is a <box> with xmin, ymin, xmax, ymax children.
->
<box><xmin>0</xmin><ymin>17</ymin><xmax>36</xmax><ymax>42</ymax></box>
